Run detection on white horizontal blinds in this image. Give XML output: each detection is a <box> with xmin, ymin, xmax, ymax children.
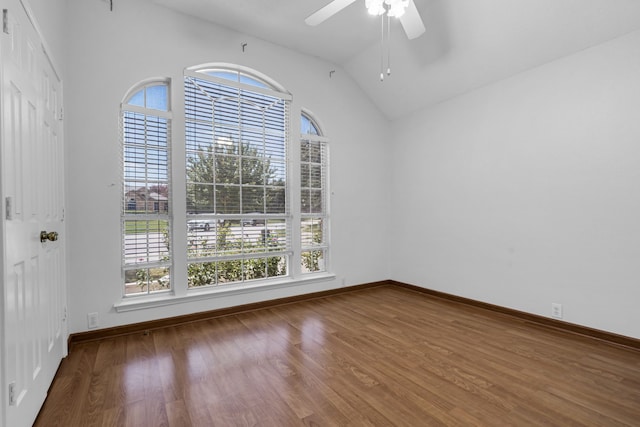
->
<box><xmin>122</xmin><ymin>82</ymin><xmax>171</xmax><ymax>296</ymax></box>
<box><xmin>185</xmin><ymin>70</ymin><xmax>290</xmax><ymax>288</ymax></box>
<box><xmin>301</xmin><ymin>113</ymin><xmax>329</xmax><ymax>273</ymax></box>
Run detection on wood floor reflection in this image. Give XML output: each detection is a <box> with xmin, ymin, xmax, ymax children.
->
<box><xmin>36</xmin><ymin>285</ymin><xmax>640</xmax><ymax>426</ymax></box>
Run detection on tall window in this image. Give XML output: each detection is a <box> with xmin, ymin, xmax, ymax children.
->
<box><xmin>121</xmin><ymin>81</ymin><xmax>171</xmax><ymax>295</ymax></box>
<box><xmin>184</xmin><ymin>68</ymin><xmax>291</xmax><ymax>287</ymax></box>
<box><xmin>119</xmin><ymin>67</ymin><xmax>331</xmax><ymax>299</ymax></box>
<box><xmin>300</xmin><ymin>113</ymin><xmax>329</xmax><ymax>273</ymax></box>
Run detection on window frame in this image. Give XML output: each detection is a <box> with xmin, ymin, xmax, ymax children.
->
<box><xmin>120</xmin><ymin>79</ymin><xmax>173</xmax><ymax>297</ymax></box>
<box><xmin>116</xmin><ymin>67</ymin><xmax>334</xmax><ymax>310</ymax></box>
<box><xmin>300</xmin><ymin>110</ymin><xmax>330</xmax><ymax>274</ymax></box>
<box><xmin>183</xmin><ymin>66</ymin><xmax>292</xmax><ymax>288</ymax></box>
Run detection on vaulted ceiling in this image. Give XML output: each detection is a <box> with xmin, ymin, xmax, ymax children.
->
<box><xmin>150</xmin><ymin>0</ymin><xmax>640</xmax><ymax>120</ymax></box>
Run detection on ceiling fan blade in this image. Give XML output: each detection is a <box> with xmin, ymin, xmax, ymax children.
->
<box><xmin>399</xmin><ymin>0</ymin><xmax>426</xmax><ymax>39</ymax></box>
<box><xmin>305</xmin><ymin>0</ymin><xmax>358</xmax><ymax>26</ymax></box>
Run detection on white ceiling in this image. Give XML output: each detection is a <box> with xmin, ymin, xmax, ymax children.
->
<box><xmin>150</xmin><ymin>0</ymin><xmax>640</xmax><ymax>120</ymax></box>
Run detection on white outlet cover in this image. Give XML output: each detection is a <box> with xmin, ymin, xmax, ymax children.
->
<box><xmin>87</xmin><ymin>312</ymin><xmax>99</xmax><ymax>329</ymax></box>
<box><xmin>551</xmin><ymin>303</ymin><xmax>563</xmax><ymax>319</ymax></box>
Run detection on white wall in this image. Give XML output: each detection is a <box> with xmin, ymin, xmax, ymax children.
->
<box><xmin>24</xmin><ymin>0</ymin><xmax>66</xmax><ymax>75</ymax></box>
<box><xmin>64</xmin><ymin>0</ymin><xmax>391</xmax><ymax>333</ymax></box>
<box><xmin>390</xmin><ymin>30</ymin><xmax>640</xmax><ymax>339</ymax></box>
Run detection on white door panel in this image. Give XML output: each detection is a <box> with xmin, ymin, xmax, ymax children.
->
<box><xmin>1</xmin><ymin>1</ymin><xmax>67</xmax><ymax>426</ymax></box>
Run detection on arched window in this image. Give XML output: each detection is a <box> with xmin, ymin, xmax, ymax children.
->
<box><xmin>300</xmin><ymin>112</ymin><xmax>329</xmax><ymax>273</ymax></box>
<box><xmin>117</xmin><ymin>67</ymin><xmax>332</xmax><ymax>302</ymax></box>
<box><xmin>121</xmin><ymin>79</ymin><xmax>171</xmax><ymax>295</ymax></box>
<box><xmin>183</xmin><ymin>65</ymin><xmax>291</xmax><ymax>287</ymax></box>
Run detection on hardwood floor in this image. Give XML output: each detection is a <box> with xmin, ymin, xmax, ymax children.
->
<box><xmin>36</xmin><ymin>285</ymin><xmax>640</xmax><ymax>426</ymax></box>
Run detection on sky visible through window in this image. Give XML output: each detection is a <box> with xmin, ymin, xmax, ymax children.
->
<box><xmin>301</xmin><ymin>114</ymin><xmax>320</xmax><ymax>135</ymax></box>
<box><xmin>203</xmin><ymin>70</ymin><xmax>270</xmax><ymax>89</ymax></box>
<box><xmin>126</xmin><ymin>84</ymin><xmax>168</xmax><ymax>111</ymax></box>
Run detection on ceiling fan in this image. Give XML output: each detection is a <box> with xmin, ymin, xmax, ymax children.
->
<box><xmin>305</xmin><ymin>0</ymin><xmax>426</xmax><ymax>40</ymax></box>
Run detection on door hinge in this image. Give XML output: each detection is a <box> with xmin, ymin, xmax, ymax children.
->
<box><xmin>3</xmin><ymin>10</ymin><xmax>9</xmax><ymax>35</ymax></box>
<box><xmin>59</xmin><ymin>106</ymin><xmax>64</xmax><ymax>121</ymax></box>
<box><xmin>8</xmin><ymin>382</ymin><xmax>16</xmax><ymax>406</ymax></box>
<box><xmin>5</xmin><ymin>196</ymin><xmax>13</xmax><ymax>220</ymax></box>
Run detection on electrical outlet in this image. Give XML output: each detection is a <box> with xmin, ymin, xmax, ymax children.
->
<box><xmin>87</xmin><ymin>312</ymin><xmax>99</xmax><ymax>329</ymax></box>
<box><xmin>551</xmin><ymin>303</ymin><xmax>563</xmax><ymax>319</ymax></box>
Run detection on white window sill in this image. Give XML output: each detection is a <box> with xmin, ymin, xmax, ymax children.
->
<box><xmin>114</xmin><ymin>273</ymin><xmax>336</xmax><ymax>313</ymax></box>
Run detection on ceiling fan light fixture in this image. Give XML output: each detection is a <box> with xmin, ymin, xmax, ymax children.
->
<box><xmin>366</xmin><ymin>0</ymin><xmax>386</xmax><ymax>16</ymax></box>
<box><xmin>386</xmin><ymin>0</ymin><xmax>409</xmax><ymax>17</ymax></box>
<box><xmin>305</xmin><ymin>0</ymin><xmax>426</xmax><ymax>80</ymax></box>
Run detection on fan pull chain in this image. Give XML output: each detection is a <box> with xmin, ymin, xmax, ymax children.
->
<box><xmin>386</xmin><ymin>13</ymin><xmax>392</xmax><ymax>77</ymax></box>
<box><xmin>380</xmin><ymin>13</ymin><xmax>385</xmax><ymax>81</ymax></box>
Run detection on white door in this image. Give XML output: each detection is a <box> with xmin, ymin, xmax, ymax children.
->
<box><xmin>1</xmin><ymin>1</ymin><xmax>67</xmax><ymax>426</ymax></box>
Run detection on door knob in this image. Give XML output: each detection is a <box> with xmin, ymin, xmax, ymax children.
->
<box><xmin>40</xmin><ymin>231</ymin><xmax>59</xmax><ymax>242</ymax></box>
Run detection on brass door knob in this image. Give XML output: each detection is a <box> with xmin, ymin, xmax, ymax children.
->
<box><xmin>40</xmin><ymin>231</ymin><xmax>59</xmax><ymax>242</ymax></box>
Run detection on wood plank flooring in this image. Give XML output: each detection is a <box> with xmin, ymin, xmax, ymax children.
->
<box><xmin>35</xmin><ymin>285</ymin><xmax>640</xmax><ymax>426</ymax></box>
